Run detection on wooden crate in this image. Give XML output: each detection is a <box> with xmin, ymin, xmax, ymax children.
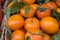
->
<box><xmin>0</xmin><ymin>0</ymin><xmax>10</xmax><ymax>40</ymax></box>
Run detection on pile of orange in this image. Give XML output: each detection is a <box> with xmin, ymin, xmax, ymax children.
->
<box><xmin>6</xmin><ymin>0</ymin><xmax>60</xmax><ymax>40</ymax></box>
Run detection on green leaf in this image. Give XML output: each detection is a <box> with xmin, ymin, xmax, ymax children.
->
<box><xmin>51</xmin><ymin>30</ymin><xmax>60</xmax><ymax>40</ymax></box>
<box><xmin>36</xmin><ymin>0</ymin><xmax>44</xmax><ymax>4</ymax></box>
<box><xmin>26</xmin><ymin>36</ymin><xmax>30</xmax><ymax>40</ymax></box>
<box><xmin>51</xmin><ymin>36</ymin><xmax>54</xmax><ymax>40</ymax></box>
<box><xmin>9</xmin><ymin>1</ymin><xmax>22</xmax><ymax>13</ymax></box>
<box><xmin>5</xmin><ymin>1</ymin><xmax>25</xmax><ymax>18</ymax></box>
<box><xmin>8</xmin><ymin>0</ymin><xmax>13</xmax><ymax>2</ymax></box>
<box><xmin>37</xmin><ymin>7</ymin><xmax>47</xmax><ymax>12</ymax></box>
<box><xmin>44</xmin><ymin>0</ymin><xmax>50</xmax><ymax>3</ymax></box>
<box><xmin>30</xmin><ymin>31</ymin><xmax>40</xmax><ymax>35</ymax></box>
<box><xmin>4</xmin><ymin>8</ymin><xmax>11</xmax><ymax>18</ymax></box>
<box><xmin>5</xmin><ymin>26</ymin><xmax>12</xmax><ymax>35</ymax></box>
<box><xmin>8</xmin><ymin>0</ymin><xmax>13</xmax><ymax>3</ymax></box>
<box><xmin>25</xmin><ymin>5</ymin><xmax>30</xmax><ymax>14</ymax></box>
<box><xmin>51</xmin><ymin>10</ymin><xmax>59</xmax><ymax>21</ymax></box>
<box><xmin>39</xmin><ymin>3</ymin><xmax>43</xmax><ymax>6</ymax></box>
<box><xmin>39</xmin><ymin>30</ymin><xmax>45</xmax><ymax>37</ymax></box>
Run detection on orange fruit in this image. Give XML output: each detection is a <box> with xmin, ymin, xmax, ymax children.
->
<box><xmin>25</xmin><ymin>31</ymin><xmax>43</xmax><ymax>40</ymax></box>
<box><xmin>40</xmin><ymin>17</ymin><xmax>59</xmax><ymax>34</ymax></box>
<box><xmin>24</xmin><ymin>17</ymin><xmax>40</xmax><ymax>31</ymax></box>
<box><xmin>36</xmin><ymin>7</ymin><xmax>51</xmax><ymax>19</ymax></box>
<box><xmin>43</xmin><ymin>34</ymin><xmax>50</xmax><ymax>40</ymax></box>
<box><xmin>39</xmin><ymin>30</ymin><xmax>50</xmax><ymax>40</ymax></box>
<box><xmin>23</xmin><ymin>0</ymin><xmax>35</xmax><ymax>4</ymax></box>
<box><xmin>6</xmin><ymin>14</ymin><xmax>24</xmax><ymax>31</ymax></box>
<box><xmin>42</xmin><ymin>2</ymin><xmax>57</xmax><ymax>10</ymax></box>
<box><xmin>30</xmin><ymin>34</ymin><xmax>43</xmax><ymax>40</ymax></box>
<box><xmin>57</xmin><ymin>8</ymin><xmax>60</xmax><ymax>13</ymax></box>
<box><xmin>20</xmin><ymin>5</ymin><xmax>35</xmax><ymax>18</ymax></box>
<box><xmin>25</xmin><ymin>29</ymin><xmax>40</xmax><ymax>40</ymax></box>
<box><xmin>55</xmin><ymin>0</ymin><xmax>60</xmax><ymax>6</ymax></box>
<box><xmin>30</xmin><ymin>4</ymin><xmax>38</xmax><ymax>10</ymax></box>
<box><xmin>11</xmin><ymin>30</ymin><xmax>24</xmax><ymax>40</ymax></box>
<box><xmin>42</xmin><ymin>4</ymin><xmax>49</xmax><ymax>9</ymax></box>
<box><xmin>28</xmin><ymin>29</ymin><xmax>40</xmax><ymax>34</ymax></box>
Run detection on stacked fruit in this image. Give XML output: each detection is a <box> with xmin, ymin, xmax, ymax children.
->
<box><xmin>5</xmin><ymin>0</ymin><xmax>60</xmax><ymax>40</ymax></box>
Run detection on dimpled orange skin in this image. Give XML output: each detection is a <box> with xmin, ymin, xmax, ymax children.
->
<box><xmin>11</xmin><ymin>30</ymin><xmax>24</xmax><ymax>40</ymax></box>
<box><xmin>20</xmin><ymin>5</ymin><xmax>35</xmax><ymax>18</ymax></box>
<box><xmin>6</xmin><ymin>14</ymin><xmax>24</xmax><ymax>31</ymax></box>
<box><xmin>25</xmin><ymin>31</ymin><xmax>43</xmax><ymax>40</ymax></box>
<box><xmin>23</xmin><ymin>0</ymin><xmax>35</xmax><ymax>4</ymax></box>
<box><xmin>40</xmin><ymin>17</ymin><xmax>59</xmax><ymax>34</ymax></box>
<box><xmin>36</xmin><ymin>8</ymin><xmax>51</xmax><ymax>19</ymax></box>
<box><xmin>42</xmin><ymin>2</ymin><xmax>57</xmax><ymax>10</ymax></box>
<box><xmin>24</xmin><ymin>17</ymin><xmax>40</xmax><ymax>31</ymax></box>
